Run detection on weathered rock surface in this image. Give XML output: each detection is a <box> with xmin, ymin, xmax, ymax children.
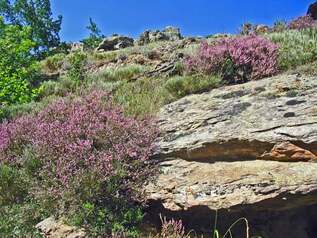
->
<box><xmin>146</xmin><ymin>74</ymin><xmax>317</xmax><ymax>238</ymax></box>
<box><xmin>96</xmin><ymin>35</ymin><xmax>134</xmax><ymax>52</ymax></box>
<box><xmin>155</xmin><ymin>74</ymin><xmax>317</xmax><ymax>161</ymax></box>
<box><xmin>138</xmin><ymin>26</ymin><xmax>182</xmax><ymax>45</ymax></box>
<box><xmin>147</xmin><ymin>159</ymin><xmax>317</xmax><ymax>211</ymax></box>
<box><xmin>36</xmin><ymin>217</ymin><xmax>86</xmax><ymax>238</ymax></box>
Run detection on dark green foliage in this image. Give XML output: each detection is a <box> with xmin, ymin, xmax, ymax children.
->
<box><xmin>0</xmin><ymin>201</ymin><xmax>45</xmax><ymax>237</ymax></box>
<box><xmin>165</xmin><ymin>74</ymin><xmax>222</xmax><ymax>98</ymax></box>
<box><xmin>81</xmin><ymin>17</ymin><xmax>104</xmax><ymax>50</ymax></box>
<box><xmin>0</xmin><ymin>163</ymin><xmax>51</xmax><ymax>237</ymax></box>
<box><xmin>0</xmin><ymin>165</ymin><xmax>29</xmax><ymax>205</ymax></box>
<box><xmin>0</xmin><ymin>17</ymin><xmax>39</xmax><ymax>119</ymax></box>
<box><xmin>67</xmin><ymin>52</ymin><xmax>88</xmax><ymax>82</ymax></box>
<box><xmin>0</xmin><ymin>0</ymin><xmax>62</xmax><ymax>55</ymax></box>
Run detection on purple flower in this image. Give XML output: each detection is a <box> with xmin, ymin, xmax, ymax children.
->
<box><xmin>185</xmin><ymin>35</ymin><xmax>279</xmax><ymax>81</ymax></box>
<box><xmin>0</xmin><ymin>91</ymin><xmax>158</xmax><ymax>197</ymax></box>
<box><xmin>288</xmin><ymin>15</ymin><xmax>317</xmax><ymax>30</ymax></box>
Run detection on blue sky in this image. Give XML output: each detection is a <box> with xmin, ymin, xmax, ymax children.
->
<box><xmin>51</xmin><ymin>0</ymin><xmax>313</xmax><ymax>42</ymax></box>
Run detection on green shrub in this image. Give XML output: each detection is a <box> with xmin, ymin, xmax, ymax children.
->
<box><xmin>81</xmin><ymin>18</ymin><xmax>104</xmax><ymax>50</ymax></box>
<box><xmin>272</xmin><ymin>20</ymin><xmax>288</xmax><ymax>33</ymax></box>
<box><xmin>0</xmin><ymin>165</ymin><xmax>29</xmax><ymax>206</ymax></box>
<box><xmin>0</xmin><ymin>201</ymin><xmax>45</xmax><ymax>237</ymax></box>
<box><xmin>92</xmin><ymin>51</ymin><xmax>118</xmax><ymax>62</ymax></box>
<box><xmin>41</xmin><ymin>53</ymin><xmax>66</xmax><ymax>73</ymax></box>
<box><xmin>165</xmin><ymin>74</ymin><xmax>222</xmax><ymax>98</ymax></box>
<box><xmin>0</xmin><ymin>164</ymin><xmax>50</xmax><ymax>237</ymax></box>
<box><xmin>67</xmin><ymin>52</ymin><xmax>88</xmax><ymax>82</ymax></box>
<box><xmin>38</xmin><ymin>76</ymin><xmax>78</xmax><ymax>98</ymax></box>
<box><xmin>114</xmin><ymin>78</ymin><xmax>172</xmax><ymax>117</ymax></box>
<box><xmin>267</xmin><ymin>28</ymin><xmax>317</xmax><ymax>70</ymax></box>
<box><xmin>0</xmin><ymin>17</ymin><xmax>39</xmax><ymax>115</ymax></box>
<box><xmin>93</xmin><ymin>64</ymin><xmax>147</xmax><ymax>82</ymax></box>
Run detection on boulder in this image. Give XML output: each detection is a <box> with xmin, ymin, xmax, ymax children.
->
<box><xmin>254</xmin><ymin>24</ymin><xmax>270</xmax><ymax>34</ymax></box>
<box><xmin>163</xmin><ymin>26</ymin><xmax>182</xmax><ymax>41</ymax></box>
<box><xmin>308</xmin><ymin>1</ymin><xmax>317</xmax><ymax>20</ymax></box>
<box><xmin>146</xmin><ymin>74</ymin><xmax>317</xmax><ymax>237</ymax></box>
<box><xmin>138</xmin><ymin>26</ymin><xmax>182</xmax><ymax>45</ymax></box>
<box><xmin>36</xmin><ymin>217</ymin><xmax>86</xmax><ymax>238</ymax></box>
<box><xmin>154</xmin><ymin>74</ymin><xmax>317</xmax><ymax>161</ymax></box>
<box><xmin>96</xmin><ymin>35</ymin><xmax>134</xmax><ymax>52</ymax></box>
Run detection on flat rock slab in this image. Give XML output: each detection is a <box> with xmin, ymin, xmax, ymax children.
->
<box><xmin>156</xmin><ymin>74</ymin><xmax>317</xmax><ymax>161</ymax></box>
<box><xmin>146</xmin><ymin>159</ymin><xmax>317</xmax><ymax>211</ymax></box>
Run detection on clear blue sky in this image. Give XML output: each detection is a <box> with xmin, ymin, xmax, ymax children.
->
<box><xmin>51</xmin><ymin>0</ymin><xmax>313</xmax><ymax>42</ymax></box>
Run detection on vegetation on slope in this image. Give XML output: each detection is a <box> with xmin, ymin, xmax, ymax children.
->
<box><xmin>1</xmin><ymin>3</ymin><xmax>317</xmax><ymax>236</ymax></box>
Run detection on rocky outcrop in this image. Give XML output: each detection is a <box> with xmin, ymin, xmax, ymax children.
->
<box><xmin>36</xmin><ymin>217</ymin><xmax>86</xmax><ymax>238</ymax></box>
<box><xmin>70</xmin><ymin>42</ymin><xmax>84</xmax><ymax>52</ymax></box>
<box><xmin>155</xmin><ymin>74</ymin><xmax>317</xmax><ymax>161</ymax></box>
<box><xmin>308</xmin><ymin>1</ymin><xmax>317</xmax><ymax>20</ymax></box>
<box><xmin>146</xmin><ymin>74</ymin><xmax>317</xmax><ymax>237</ymax></box>
<box><xmin>138</xmin><ymin>26</ymin><xmax>182</xmax><ymax>45</ymax></box>
<box><xmin>96</xmin><ymin>35</ymin><xmax>134</xmax><ymax>52</ymax></box>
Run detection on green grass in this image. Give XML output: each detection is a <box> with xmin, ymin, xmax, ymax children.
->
<box><xmin>40</xmin><ymin>53</ymin><xmax>66</xmax><ymax>74</ymax></box>
<box><xmin>287</xmin><ymin>60</ymin><xmax>317</xmax><ymax>76</ymax></box>
<box><xmin>165</xmin><ymin>74</ymin><xmax>222</xmax><ymax>99</ymax></box>
<box><xmin>114</xmin><ymin>78</ymin><xmax>173</xmax><ymax>117</ymax></box>
<box><xmin>92</xmin><ymin>64</ymin><xmax>148</xmax><ymax>82</ymax></box>
<box><xmin>267</xmin><ymin>28</ymin><xmax>317</xmax><ymax>70</ymax></box>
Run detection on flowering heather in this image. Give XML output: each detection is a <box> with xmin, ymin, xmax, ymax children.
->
<box><xmin>185</xmin><ymin>35</ymin><xmax>279</xmax><ymax>82</ymax></box>
<box><xmin>159</xmin><ymin>216</ymin><xmax>187</xmax><ymax>238</ymax></box>
<box><xmin>288</xmin><ymin>15</ymin><xmax>317</xmax><ymax>30</ymax></box>
<box><xmin>0</xmin><ymin>91</ymin><xmax>157</xmax><ymax>196</ymax></box>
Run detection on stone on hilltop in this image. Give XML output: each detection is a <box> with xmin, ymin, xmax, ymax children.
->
<box><xmin>96</xmin><ymin>35</ymin><xmax>134</xmax><ymax>52</ymax></box>
<box><xmin>138</xmin><ymin>26</ymin><xmax>182</xmax><ymax>45</ymax></box>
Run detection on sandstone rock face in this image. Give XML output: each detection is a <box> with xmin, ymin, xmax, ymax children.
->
<box><xmin>96</xmin><ymin>35</ymin><xmax>134</xmax><ymax>52</ymax></box>
<box><xmin>36</xmin><ymin>217</ymin><xmax>86</xmax><ymax>238</ymax></box>
<box><xmin>155</xmin><ymin>74</ymin><xmax>317</xmax><ymax>161</ymax></box>
<box><xmin>138</xmin><ymin>26</ymin><xmax>182</xmax><ymax>45</ymax></box>
<box><xmin>146</xmin><ymin>74</ymin><xmax>317</xmax><ymax>238</ymax></box>
<box><xmin>308</xmin><ymin>1</ymin><xmax>317</xmax><ymax>20</ymax></box>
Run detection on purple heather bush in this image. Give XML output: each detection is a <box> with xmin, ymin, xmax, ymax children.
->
<box><xmin>288</xmin><ymin>15</ymin><xmax>317</xmax><ymax>30</ymax></box>
<box><xmin>185</xmin><ymin>35</ymin><xmax>279</xmax><ymax>83</ymax></box>
<box><xmin>0</xmin><ymin>91</ymin><xmax>157</xmax><ymax>197</ymax></box>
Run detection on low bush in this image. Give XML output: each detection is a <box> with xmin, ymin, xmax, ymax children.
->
<box><xmin>165</xmin><ymin>74</ymin><xmax>222</xmax><ymax>98</ymax></box>
<box><xmin>267</xmin><ymin>28</ymin><xmax>317</xmax><ymax>70</ymax></box>
<box><xmin>185</xmin><ymin>35</ymin><xmax>279</xmax><ymax>83</ymax></box>
<box><xmin>93</xmin><ymin>64</ymin><xmax>147</xmax><ymax>82</ymax></box>
<box><xmin>0</xmin><ymin>201</ymin><xmax>48</xmax><ymax>237</ymax></box>
<box><xmin>67</xmin><ymin>52</ymin><xmax>88</xmax><ymax>82</ymax></box>
<box><xmin>41</xmin><ymin>53</ymin><xmax>66</xmax><ymax>73</ymax></box>
<box><xmin>272</xmin><ymin>20</ymin><xmax>288</xmax><ymax>33</ymax></box>
<box><xmin>114</xmin><ymin>78</ymin><xmax>172</xmax><ymax>117</ymax></box>
<box><xmin>0</xmin><ymin>91</ymin><xmax>157</xmax><ymax>236</ymax></box>
<box><xmin>38</xmin><ymin>76</ymin><xmax>78</xmax><ymax>98</ymax></box>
